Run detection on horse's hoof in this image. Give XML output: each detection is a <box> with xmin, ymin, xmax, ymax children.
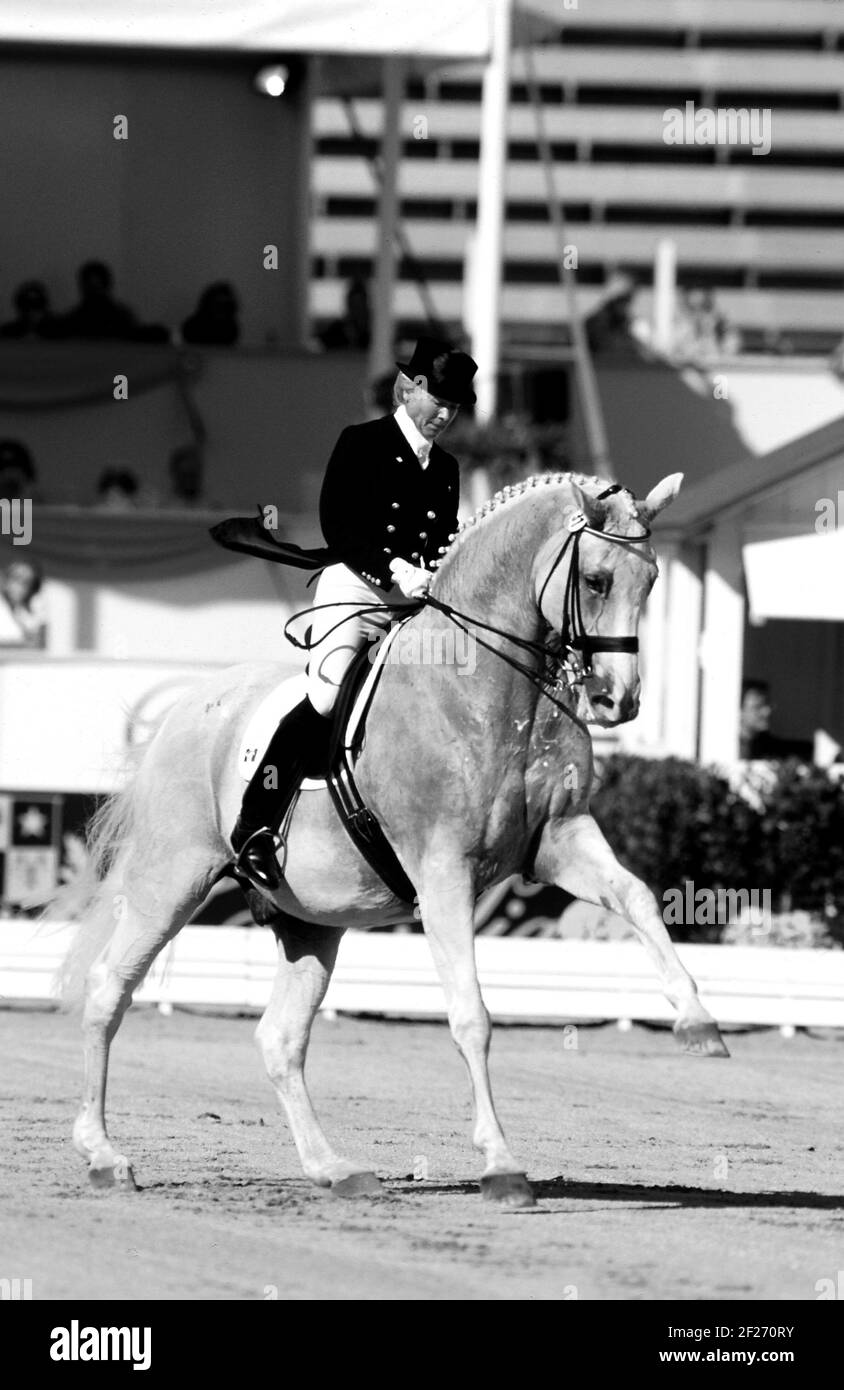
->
<box><xmin>480</xmin><ymin>1172</ymin><xmax>537</xmax><ymax>1208</ymax></box>
<box><xmin>330</xmin><ymin>1170</ymin><xmax>383</xmax><ymax>1198</ymax></box>
<box><xmin>88</xmin><ymin>1155</ymin><xmax>138</xmax><ymax>1190</ymax></box>
<box><xmin>676</xmin><ymin>1021</ymin><xmax>730</xmax><ymax>1058</ymax></box>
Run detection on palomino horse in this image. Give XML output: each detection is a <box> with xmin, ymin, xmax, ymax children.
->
<box><xmin>58</xmin><ymin>471</ymin><xmax>728</xmax><ymax>1208</ymax></box>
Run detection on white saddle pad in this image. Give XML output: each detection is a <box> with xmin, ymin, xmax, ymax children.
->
<box><xmin>237</xmin><ymin>620</ymin><xmax>406</xmax><ymax>788</ymax></box>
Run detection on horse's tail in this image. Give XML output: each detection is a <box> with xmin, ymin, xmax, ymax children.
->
<box><xmin>47</xmin><ymin>744</ymin><xmax>147</xmax><ymax>1008</ymax></box>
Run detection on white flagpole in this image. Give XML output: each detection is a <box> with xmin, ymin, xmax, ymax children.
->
<box><xmin>470</xmin><ymin>0</ymin><xmax>513</xmax><ymax>422</ymax></box>
<box><xmin>369</xmin><ymin>57</ymin><xmax>405</xmax><ymax>380</ymax></box>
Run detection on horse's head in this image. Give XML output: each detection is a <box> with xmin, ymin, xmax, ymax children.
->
<box><xmin>534</xmin><ymin>473</ymin><xmax>683</xmax><ymax>726</ymax></box>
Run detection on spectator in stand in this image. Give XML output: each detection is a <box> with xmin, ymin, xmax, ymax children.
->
<box><xmin>318</xmin><ymin>276</ymin><xmax>372</xmax><ymax>351</ymax></box>
<box><xmin>53</xmin><ymin>261</ymin><xmax>167</xmax><ymax>342</ymax></box>
<box><xmin>181</xmin><ymin>282</ymin><xmax>239</xmax><ymax>346</ymax></box>
<box><xmin>673</xmin><ymin>287</ymin><xmax>740</xmax><ymax>362</ymax></box>
<box><xmin>585</xmin><ymin>274</ymin><xmax>639</xmax><ymax>354</ymax></box>
<box><xmin>0</xmin><ymin>281</ymin><xmax>59</xmax><ymax>340</ymax></box>
<box><xmin>96</xmin><ymin>467</ymin><xmax>140</xmax><ymax>511</ymax></box>
<box><xmin>0</xmin><ymin>439</ymin><xmax>39</xmax><ymax>501</ymax></box>
<box><xmin>0</xmin><ymin>559</ymin><xmax>46</xmax><ymax>647</ymax></box>
<box><xmin>739</xmin><ymin>679</ymin><xmax>813</xmax><ymax>762</ymax></box>
<box><xmin>54</xmin><ymin>261</ymin><xmax>138</xmax><ymax>341</ymax></box>
<box><xmin>166</xmin><ymin>443</ymin><xmax>206</xmax><ymax>507</ymax></box>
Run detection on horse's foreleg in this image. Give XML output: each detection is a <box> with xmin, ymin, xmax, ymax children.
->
<box><xmin>257</xmin><ymin>917</ymin><xmax>381</xmax><ymax>1195</ymax></box>
<box><xmin>535</xmin><ymin>814</ymin><xmax>729</xmax><ymax>1057</ymax></box>
<box><xmin>418</xmin><ymin>860</ymin><xmax>536</xmax><ymax>1206</ymax></box>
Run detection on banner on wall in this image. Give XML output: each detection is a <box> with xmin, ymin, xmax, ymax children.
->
<box><xmin>0</xmin><ymin>792</ymin><xmax>62</xmax><ymax>908</ymax></box>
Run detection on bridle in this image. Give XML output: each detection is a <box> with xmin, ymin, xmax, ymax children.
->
<box><xmin>536</xmin><ymin>483</ymin><xmax>654</xmax><ymax>686</ymax></box>
<box><xmin>285</xmin><ymin>483</ymin><xmax>656</xmax><ymax>711</ymax></box>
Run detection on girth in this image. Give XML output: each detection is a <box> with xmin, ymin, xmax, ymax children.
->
<box><xmin>323</xmin><ymin>643</ymin><xmax>418</xmax><ymax>912</ymax></box>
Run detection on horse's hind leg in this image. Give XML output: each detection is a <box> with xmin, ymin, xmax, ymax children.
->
<box><xmin>73</xmin><ymin>850</ymin><xmax>220</xmax><ymax>1187</ymax></box>
<box><xmin>256</xmin><ymin>914</ymin><xmax>381</xmax><ymax>1195</ymax></box>
<box><xmin>535</xmin><ymin>814</ymin><xmax>729</xmax><ymax>1057</ymax></box>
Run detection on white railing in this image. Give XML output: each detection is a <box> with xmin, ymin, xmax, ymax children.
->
<box><xmin>3</xmin><ymin>922</ymin><xmax>843</xmax><ymax>1029</ymax></box>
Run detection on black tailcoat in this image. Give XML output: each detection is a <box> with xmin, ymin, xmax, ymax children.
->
<box><xmin>209</xmin><ymin>413</ymin><xmax>460</xmax><ymax>587</ymax></box>
<box><xmin>319</xmin><ymin>414</ymin><xmax>460</xmax><ymax>590</ymax></box>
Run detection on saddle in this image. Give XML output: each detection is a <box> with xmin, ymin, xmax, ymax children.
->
<box><xmin>236</xmin><ymin>619</ymin><xmax>417</xmax><ymax>911</ymax></box>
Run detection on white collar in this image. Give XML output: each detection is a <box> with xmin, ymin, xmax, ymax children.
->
<box><xmin>394</xmin><ymin>404</ymin><xmax>431</xmax><ymax>464</ymax></box>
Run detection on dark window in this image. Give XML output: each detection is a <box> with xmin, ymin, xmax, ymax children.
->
<box><xmin>435</xmin><ymin>82</ymin><xmax>483</xmax><ymax>102</ymax></box>
<box><xmin>559</xmin><ymin>27</ymin><xmax>681</xmax><ymax>49</ymax></box>
<box><xmin>675</xmin><ymin>267</ymin><xmax>746</xmax><ymax>289</ymax></box>
<box><xmin>403</xmin><ymin>140</ymin><xmax>442</xmax><ymax>159</ymax></box>
<box><xmin>699</xmin><ymin>32</ymin><xmax>824</xmax><ymax>52</ymax></box>
<box><xmin>745</xmin><ymin>209</ymin><xmax>844</xmax><ymax>228</ymax></box>
<box><xmin>316</xmin><ymin>136</ymin><xmax>377</xmax><ymax>157</ymax></box>
<box><xmin>397</xmin><ymin>258</ymin><xmax>463</xmax><ymax>281</ymax></box>
<box><xmin>324</xmin><ymin>197</ymin><xmax>376</xmax><ymax>217</ymax></box>
<box><xmin>400</xmin><ymin>199</ymin><xmax>459</xmax><ymax>219</ymax></box>
<box><xmin>592</xmin><ymin>143</ymin><xmax>718</xmax><ymax>164</ymax></box>
<box><xmin>336</xmin><ymin>257</ymin><xmax>374</xmax><ymax>279</ymax></box>
<box><xmin>510</xmin><ymin>83</ymin><xmax>565</xmax><ymax>104</ymax></box>
<box><xmin>757</xmin><ymin>271</ymin><xmax>844</xmax><ymax>291</ymax></box>
<box><xmin>504</xmin><ymin>263</ymin><xmax>565</xmax><ymax>285</ymax></box>
<box><xmin>712</xmin><ymin>89</ymin><xmax>839</xmax><ymax>111</ymax></box>
<box><xmin>508</xmin><ymin>141</ymin><xmax>578</xmax><ymax>161</ymax></box>
<box><xmin>729</xmin><ymin>149</ymin><xmax>844</xmax><ymax>169</ymax></box>
<box><xmin>507</xmin><ymin>201</ymin><xmax>552</xmax><ymax>222</ymax></box>
<box><xmin>604</xmin><ymin>205</ymin><xmax>733</xmax><ymax>226</ymax></box>
<box><xmin>577</xmin><ymin>85</ymin><xmax>703</xmax><ymax>107</ymax></box>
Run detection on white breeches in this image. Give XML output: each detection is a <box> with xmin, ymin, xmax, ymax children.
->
<box><xmin>305</xmin><ymin>563</ymin><xmax>414</xmax><ymax>716</ymax></box>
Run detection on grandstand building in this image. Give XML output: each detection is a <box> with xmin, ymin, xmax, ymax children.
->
<box><xmin>311</xmin><ymin>0</ymin><xmax>844</xmax><ymax>357</ymax></box>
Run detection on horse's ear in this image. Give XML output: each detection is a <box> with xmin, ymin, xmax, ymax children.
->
<box><xmin>568</xmin><ymin>479</ymin><xmax>605</xmax><ymax>527</ymax></box>
<box><xmin>639</xmin><ymin>473</ymin><xmax>684</xmax><ymax>521</ymax></box>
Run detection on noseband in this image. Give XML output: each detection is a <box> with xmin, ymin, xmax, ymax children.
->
<box><xmin>537</xmin><ymin>484</ymin><xmax>653</xmax><ymax>686</ymax></box>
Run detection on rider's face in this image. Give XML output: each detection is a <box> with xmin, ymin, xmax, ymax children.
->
<box><xmin>404</xmin><ymin>385</ymin><xmax>459</xmax><ymax>440</ymax></box>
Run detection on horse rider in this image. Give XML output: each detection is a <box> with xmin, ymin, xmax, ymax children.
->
<box><xmin>230</xmin><ymin>337</ymin><xmax>478</xmax><ymax>891</ymax></box>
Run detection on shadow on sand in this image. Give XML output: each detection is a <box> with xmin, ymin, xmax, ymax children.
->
<box><xmin>389</xmin><ymin>1176</ymin><xmax>844</xmax><ymax>1211</ymax></box>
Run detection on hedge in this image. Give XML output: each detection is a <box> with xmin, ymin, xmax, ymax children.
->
<box><xmin>591</xmin><ymin>755</ymin><xmax>844</xmax><ymax>946</ymax></box>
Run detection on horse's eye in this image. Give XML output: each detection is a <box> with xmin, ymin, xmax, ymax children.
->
<box><xmin>585</xmin><ymin>573</ymin><xmax>610</xmax><ymax>596</ymax></box>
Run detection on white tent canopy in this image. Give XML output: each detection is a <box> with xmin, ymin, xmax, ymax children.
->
<box><xmin>0</xmin><ymin>1</ymin><xmax>493</xmax><ymax>57</ymax></box>
<box><xmin>744</xmin><ymin>529</ymin><xmax>844</xmax><ymax>624</ymax></box>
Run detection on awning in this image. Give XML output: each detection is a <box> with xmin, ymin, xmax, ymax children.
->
<box><xmin>0</xmin><ymin>1</ymin><xmax>493</xmax><ymax>57</ymax></box>
<box><xmin>744</xmin><ymin>529</ymin><xmax>844</xmax><ymax>623</ymax></box>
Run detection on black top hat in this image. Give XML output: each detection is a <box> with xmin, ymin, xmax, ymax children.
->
<box><xmin>396</xmin><ymin>337</ymin><xmax>477</xmax><ymax>407</ymax></box>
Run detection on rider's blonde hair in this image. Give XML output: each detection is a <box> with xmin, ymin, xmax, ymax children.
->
<box><xmin>392</xmin><ymin>371</ymin><xmax>415</xmax><ymax>409</ymax></box>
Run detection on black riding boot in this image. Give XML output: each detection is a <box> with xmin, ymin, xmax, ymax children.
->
<box><xmin>231</xmin><ymin>697</ymin><xmax>332</xmax><ymax>891</ymax></box>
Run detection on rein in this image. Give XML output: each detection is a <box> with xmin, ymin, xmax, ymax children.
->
<box><xmin>283</xmin><ymin>485</ymin><xmax>653</xmax><ymax>710</ymax></box>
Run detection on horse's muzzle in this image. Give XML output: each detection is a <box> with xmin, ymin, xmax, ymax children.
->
<box><xmin>582</xmin><ymin>675</ymin><xmax>640</xmax><ymax>726</ymax></box>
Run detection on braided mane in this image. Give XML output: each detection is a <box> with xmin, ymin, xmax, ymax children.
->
<box><xmin>430</xmin><ymin>471</ymin><xmax>639</xmax><ymax>584</ymax></box>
